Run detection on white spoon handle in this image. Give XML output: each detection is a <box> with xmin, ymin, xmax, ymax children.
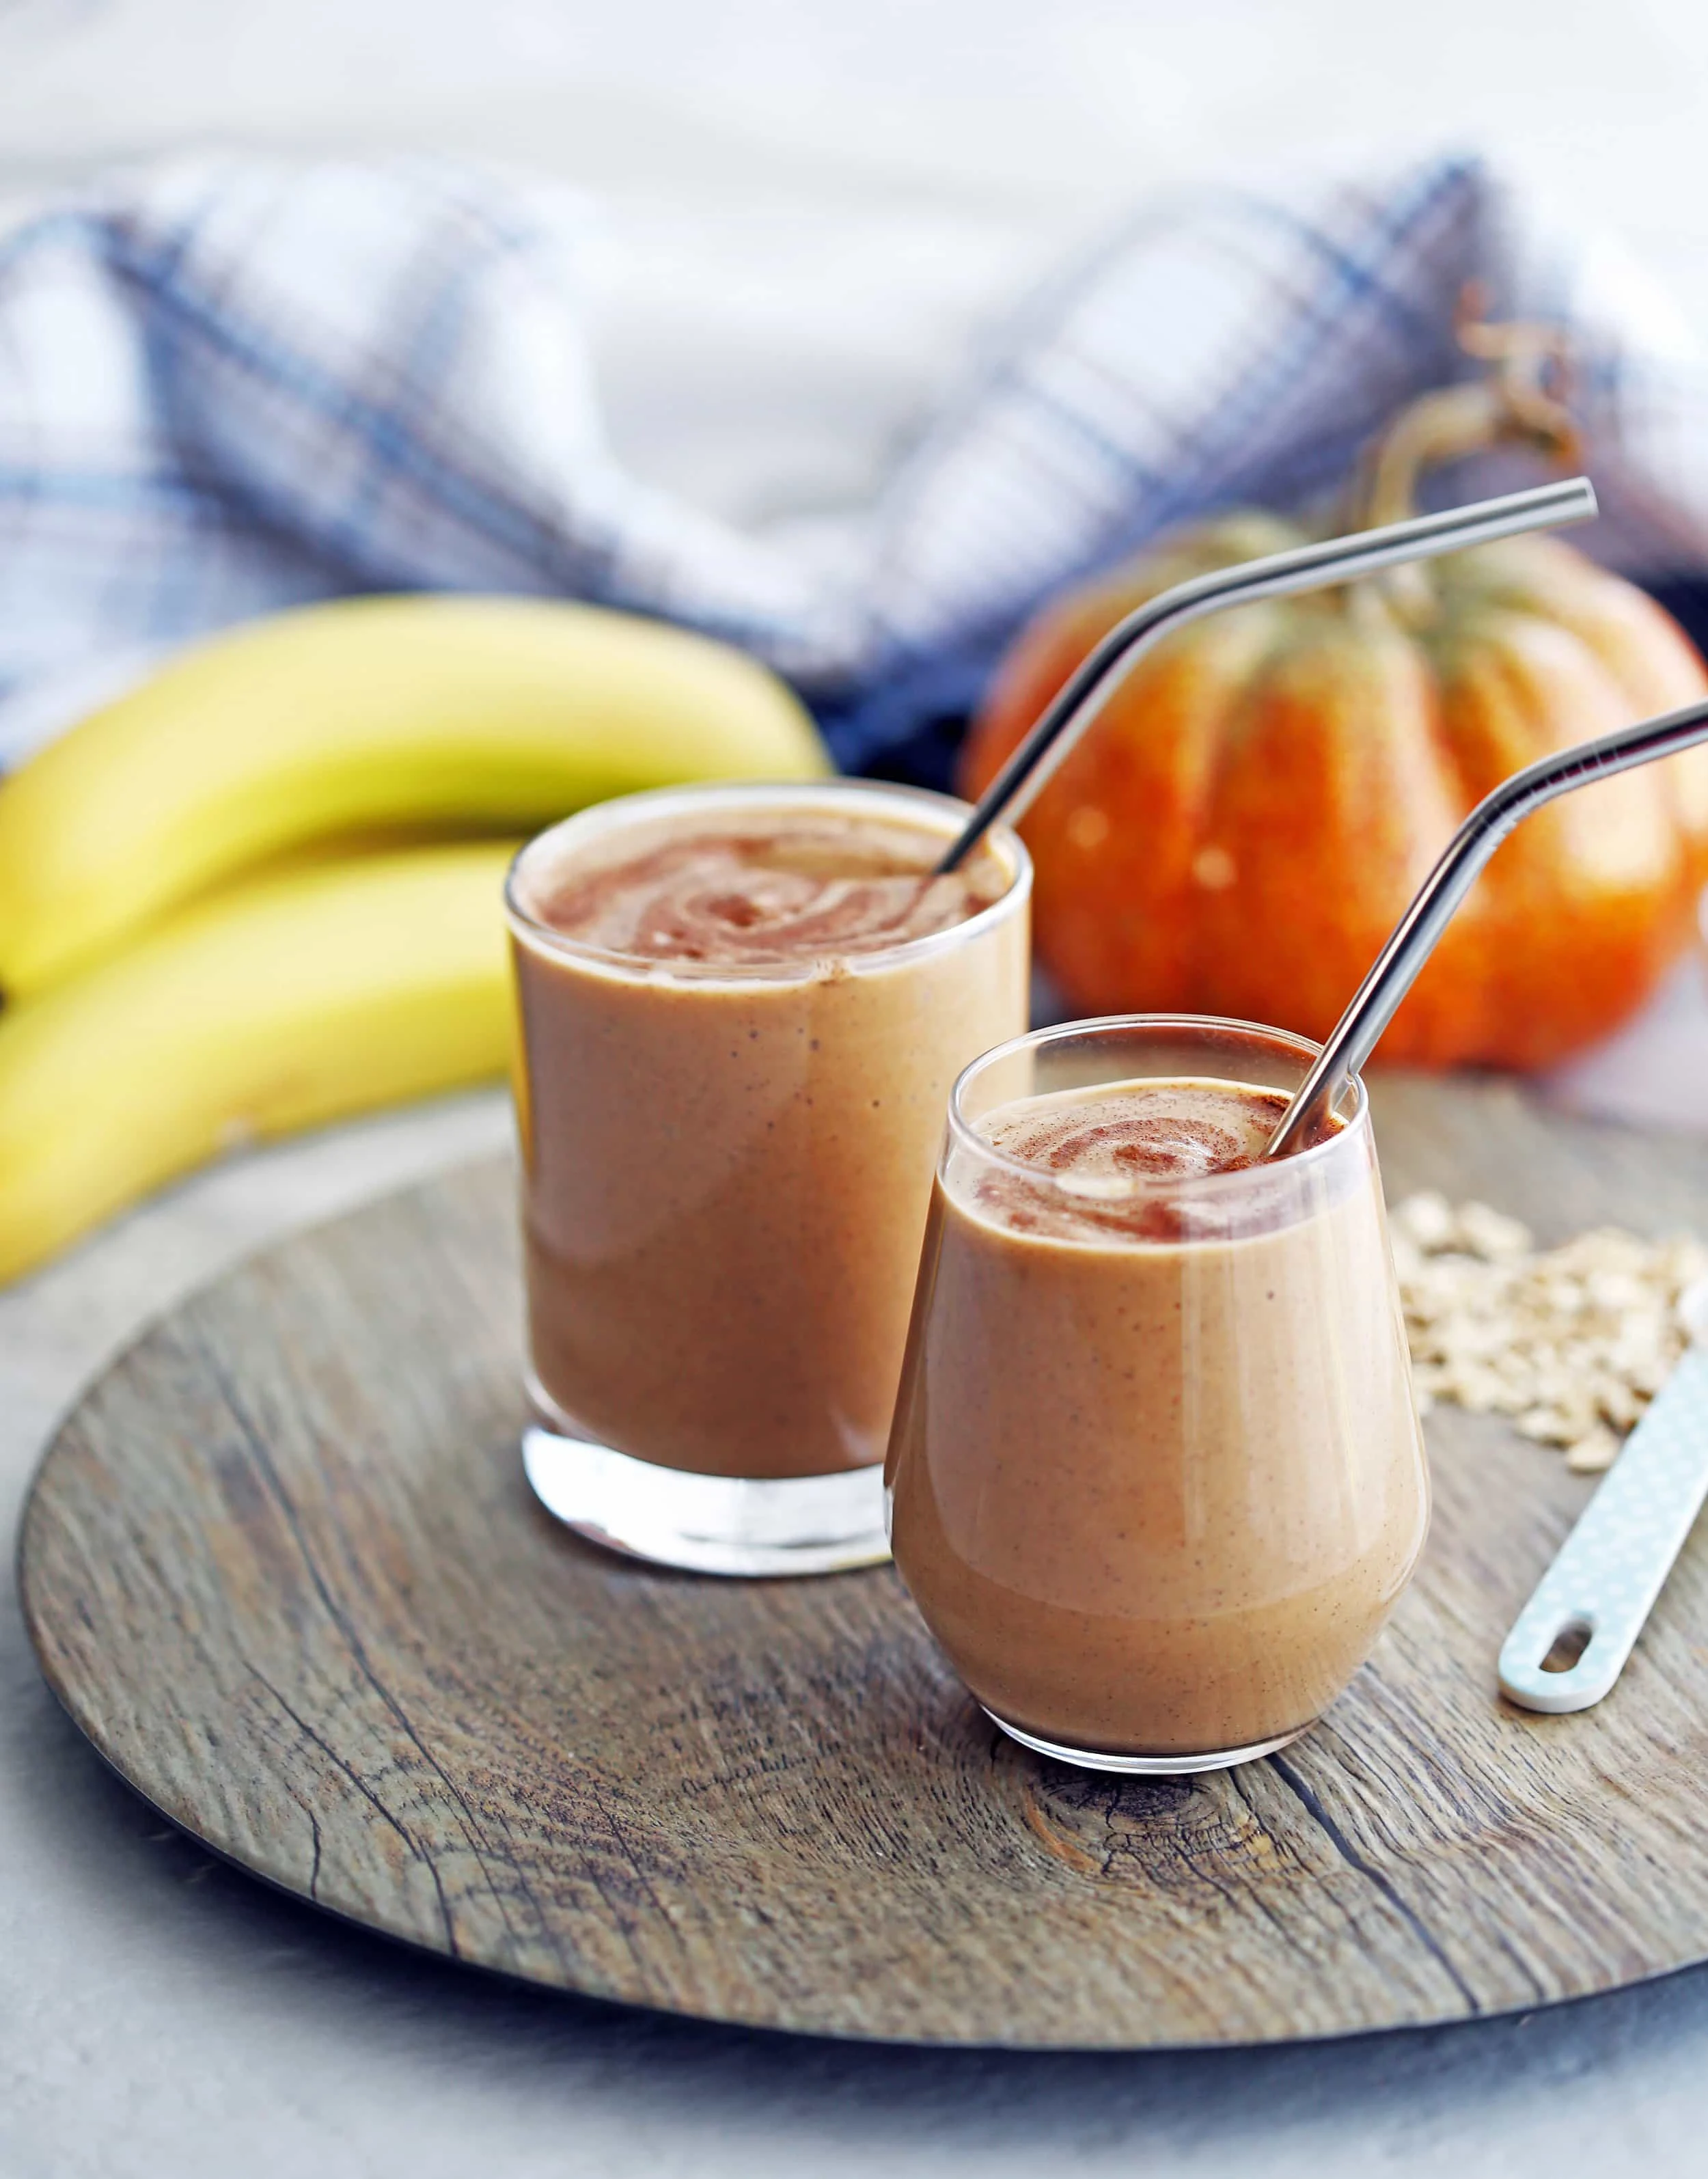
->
<box><xmin>1499</xmin><ymin>1347</ymin><xmax>1708</xmax><ymax>1714</ymax></box>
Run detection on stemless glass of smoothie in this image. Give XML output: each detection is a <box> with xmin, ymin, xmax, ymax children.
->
<box><xmin>885</xmin><ymin>1015</ymin><xmax>1428</xmax><ymax>1773</ymax></box>
<box><xmin>506</xmin><ymin>780</ymin><xmax>1031</xmax><ymax>1577</ymax></box>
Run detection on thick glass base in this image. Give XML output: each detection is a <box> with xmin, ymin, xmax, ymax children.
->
<box><xmin>522</xmin><ymin>1425</ymin><xmax>892</xmax><ymax>1578</ymax></box>
<box><xmin>984</xmin><ymin>1707</ymin><xmax>1309</xmax><ymax>1776</ymax></box>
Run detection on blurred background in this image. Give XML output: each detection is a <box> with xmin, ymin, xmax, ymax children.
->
<box><xmin>6</xmin><ymin>0</ymin><xmax>1708</xmax><ymax>1286</ymax></box>
<box><xmin>3</xmin><ymin>0</ymin><xmax>1700</xmax><ymax>532</ymax></box>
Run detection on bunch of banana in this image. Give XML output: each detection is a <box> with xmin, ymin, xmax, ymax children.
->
<box><xmin>0</xmin><ymin>594</ymin><xmax>829</xmax><ymax>1283</ymax></box>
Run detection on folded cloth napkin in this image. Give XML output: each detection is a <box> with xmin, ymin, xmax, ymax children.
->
<box><xmin>3</xmin><ymin>150</ymin><xmax>1708</xmax><ymax>774</ymax></box>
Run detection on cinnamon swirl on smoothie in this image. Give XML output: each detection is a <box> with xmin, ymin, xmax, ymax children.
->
<box><xmin>536</xmin><ymin>819</ymin><xmax>1002</xmax><ymax>963</ymax></box>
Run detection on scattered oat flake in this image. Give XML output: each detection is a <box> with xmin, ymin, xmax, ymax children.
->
<box><xmin>1391</xmin><ymin>1194</ymin><xmax>1707</xmax><ymax>1475</ymax></box>
<box><xmin>1565</xmin><ymin>1425</ymin><xmax>1621</xmax><ymax>1475</ymax></box>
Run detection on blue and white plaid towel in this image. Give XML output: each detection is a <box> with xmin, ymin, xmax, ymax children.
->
<box><xmin>4</xmin><ymin>150</ymin><xmax>1708</xmax><ymax>773</ymax></box>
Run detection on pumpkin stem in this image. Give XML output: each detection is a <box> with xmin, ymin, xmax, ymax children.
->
<box><xmin>1358</xmin><ymin>289</ymin><xmax>1582</xmax><ymax>618</ymax></box>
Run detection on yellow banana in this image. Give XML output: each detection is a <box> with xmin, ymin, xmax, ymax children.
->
<box><xmin>0</xmin><ymin>841</ymin><xmax>518</xmax><ymax>1286</ymax></box>
<box><xmin>0</xmin><ymin>594</ymin><xmax>829</xmax><ymax>995</ymax></box>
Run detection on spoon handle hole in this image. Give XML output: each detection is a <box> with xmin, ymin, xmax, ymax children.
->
<box><xmin>1539</xmin><ymin>1619</ymin><xmax>1595</xmax><ymax>1675</ymax></box>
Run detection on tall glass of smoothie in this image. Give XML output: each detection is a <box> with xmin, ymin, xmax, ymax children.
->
<box><xmin>506</xmin><ymin>780</ymin><xmax>1031</xmax><ymax>1576</ymax></box>
<box><xmin>886</xmin><ymin>1016</ymin><xmax>1428</xmax><ymax>1772</ymax></box>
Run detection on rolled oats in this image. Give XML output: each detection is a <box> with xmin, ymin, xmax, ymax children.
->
<box><xmin>1565</xmin><ymin>1423</ymin><xmax>1621</xmax><ymax>1475</ymax></box>
<box><xmin>1390</xmin><ymin>1192</ymin><xmax>1707</xmax><ymax>1472</ymax></box>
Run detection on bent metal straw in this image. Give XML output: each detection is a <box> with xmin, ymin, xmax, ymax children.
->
<box><xmin>1266</xmin><ymin>691</ymin><xmax>1708</xmax><ymax>1157</ymax></box>
<box><xmin>935</xmin><ymin>476</ymin><xmax>1598</xmax><ymax>875</ymax></box>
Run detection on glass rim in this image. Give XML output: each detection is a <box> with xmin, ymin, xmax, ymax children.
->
<box><xmin>946</xmin><ymin>1012</ymin><xmax>1370</xmax><ymax>1197</ymax></box>
<box><xmin>503</xmin><ymin>777</ymin><xmax>1032</xmax><ymax>983</ymax></box>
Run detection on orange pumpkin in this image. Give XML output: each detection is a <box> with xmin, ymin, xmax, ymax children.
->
<box><xmin>959</xmin><ymin>331</ymin><xmax>1708</xmax><ymax>1069</ymax></box>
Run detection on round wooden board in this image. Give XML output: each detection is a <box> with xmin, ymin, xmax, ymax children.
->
<box><xmin>20</xmin><ymin>1076</ymin><xmax>1708</xmax><ymax>2048</ymax></box>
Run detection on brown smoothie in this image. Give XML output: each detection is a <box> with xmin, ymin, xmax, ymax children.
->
<box><xmin>508</xmin><ymin>786</ymin><xmax>1030</xmax><ymax>1480</ymax></box>
<box><xmin>885</xmin><ymin>1073</ymin><xmax>1429</xmax><ymax>1758</ymax></box>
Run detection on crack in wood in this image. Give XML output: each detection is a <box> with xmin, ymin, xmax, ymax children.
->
<box><xmin>197</xmin><ymin>1334</ymin><xmax>554</xmax><ymax>1964</ymax></box>
<box><xmin>245</xmin><ymin>1656</ymin><xmax>455</xmax><ymax>1951</ymax></box>
<box><xmin>1269</xmin><ymin>1752</ymin><xmax>1482</xmax><ymax>2014</ymax></box>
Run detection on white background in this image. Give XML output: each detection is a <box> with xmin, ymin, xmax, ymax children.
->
<box><xmin>5</xmin><ymin>0</ymin><xmax>1708</xmax><ymax>527</ymax></box>
<box><xmin>7</xmin><ymin>3</ymin><xmax>1708</xmax><ymax>2171</ymax></box>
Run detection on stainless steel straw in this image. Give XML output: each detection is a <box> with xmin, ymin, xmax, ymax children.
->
<box><xmin>936</xmin><ymin>476</ymin><xmax>1598</xmax><ymax>874</ymax></box>
<box><xmin>1266</xmin><ymin>694</ymin><xmax>1708</xmax><ymax>1160</ymax></box>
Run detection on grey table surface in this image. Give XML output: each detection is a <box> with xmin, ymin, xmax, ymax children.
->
<box><xmin>11</xmin><ymin>0</ymin><xmax>1708</xmax><ymax>2165</ymax></box>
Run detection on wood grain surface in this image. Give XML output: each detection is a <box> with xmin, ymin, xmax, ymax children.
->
<box><xmin>19</xmin><ymin>1075</ymin><xmax>1708</xmax><ymax>2048</ymax></box>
